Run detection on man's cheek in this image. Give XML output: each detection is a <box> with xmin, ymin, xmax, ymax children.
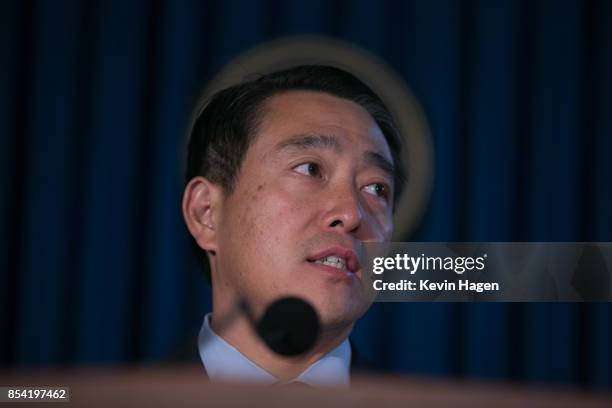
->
<box><xmin>370</xmin><ymin>212</ymin><xmax>394</xmax><ymax>241</ymax></box>
<box><xmin>259</xmin><ymin>192</ymin><xmax>309</xmax><ymax>229</ymax></box>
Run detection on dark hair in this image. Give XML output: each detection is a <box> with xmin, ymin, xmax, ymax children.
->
<box><xmin>186</xmin><ymin>65</ymin><xmax>405</xmax><ymax>281</ymax></box>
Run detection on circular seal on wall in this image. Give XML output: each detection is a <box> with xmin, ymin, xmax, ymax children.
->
<box><xmin>191</xmin><ymin>36</ymin><xmax>434</xmax><ymax>240</ymax></box>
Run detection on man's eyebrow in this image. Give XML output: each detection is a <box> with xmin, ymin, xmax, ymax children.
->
<box><xmin>272</xmin><ymin>133</ymin><xmax>395</xmax><ymax>179</ymax></box>
<box><xmin>273</xmin><ymin>134</ymin><xmax>342</xmax><ymax>153</ymax></box>
<box><xmin>363</xmin><ymin>151</ymin><xmax>395</xmax><ymax>180</ymax></box>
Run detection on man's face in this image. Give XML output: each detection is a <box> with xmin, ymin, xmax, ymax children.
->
<box><xmin>214</xmin><ymin>91</ymin><xmax>395</xmax><ymax>329</ymax></box>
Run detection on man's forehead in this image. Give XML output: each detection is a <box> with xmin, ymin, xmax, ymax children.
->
<box><xmin>255</xmin><ymin>91</ymin><xmax>393</xmax><ymax>160</ymax></box>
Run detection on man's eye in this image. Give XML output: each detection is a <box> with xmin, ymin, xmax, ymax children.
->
<box><xmin>293</xmin><ymin>162</ymin><xmax>321</xmax><ymax>177</ymax></box>
<box><xmin>363</xmin><ymin>183</ymin><xmax>389</xmax><ymax>199</ymax></box>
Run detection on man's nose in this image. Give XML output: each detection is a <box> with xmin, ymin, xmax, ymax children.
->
<box><xmin>322</xmin><ymin>185</ymin><xmax>365</xmax><ymax>234</ymax></box>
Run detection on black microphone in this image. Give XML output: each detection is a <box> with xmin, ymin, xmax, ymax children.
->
<box><xmin>252</xmin><ymin>297</ymin><xmax>320</xmax><ymax>357</ymax></box>
<box><xmin>212</xmin><ymin>296</ymin><xmax>320</xmax><ymax>357</ymax></box>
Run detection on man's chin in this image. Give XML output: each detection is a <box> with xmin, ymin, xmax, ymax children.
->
<box><xmin>260</xmin><ymin>284</ymin><xmax>371</xmax><ymax>330</ymax></box>
<box><xmin>310</xmin><ymin>300</ymin><xmax>371</xmax><ymax>331</ymax></box>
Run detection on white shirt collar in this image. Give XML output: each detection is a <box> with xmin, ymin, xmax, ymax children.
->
<box><xmin>198</xmin><ymin>313</ymin><xmax>351</xmax><ymax>388</ymax></box>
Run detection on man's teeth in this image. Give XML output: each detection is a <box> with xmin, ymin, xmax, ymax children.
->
<box><xmin>315</xmin><ymin>256</ymin><xmax>347</xmax><ymax>270</ymax></box>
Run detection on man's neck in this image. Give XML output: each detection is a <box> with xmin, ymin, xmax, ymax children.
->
<box><xmin>209</xmin><ymin>308</ymin><xmax>352</xmax><ymax>382</ymax></box>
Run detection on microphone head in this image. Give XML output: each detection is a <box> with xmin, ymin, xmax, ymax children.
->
<box><xmin>256</xmin><ymin>297</ymin><xmax>320</xmax><ymax>357</ymax></box>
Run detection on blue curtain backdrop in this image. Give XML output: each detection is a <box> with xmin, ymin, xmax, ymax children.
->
<box><xmin>1</xmin><ymin>0</ymin><xmax>611</xmax><ymax>389</ymax></box>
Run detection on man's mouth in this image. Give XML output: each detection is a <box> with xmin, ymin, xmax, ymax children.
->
<box><xmin>307</xmin><ymin>246</ymin><xmax>360</xmax><ymax>274</ymax></box>
<box><xmin>314</xmin><ymin>256</ymin><xmax>347</xmax><ymax>270</ymax></box>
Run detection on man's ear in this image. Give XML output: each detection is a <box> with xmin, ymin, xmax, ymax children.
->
<box><xmin>182</xmin><ymin>176</ymin><xmax>223</xmax><ymax>254</ymax></box>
